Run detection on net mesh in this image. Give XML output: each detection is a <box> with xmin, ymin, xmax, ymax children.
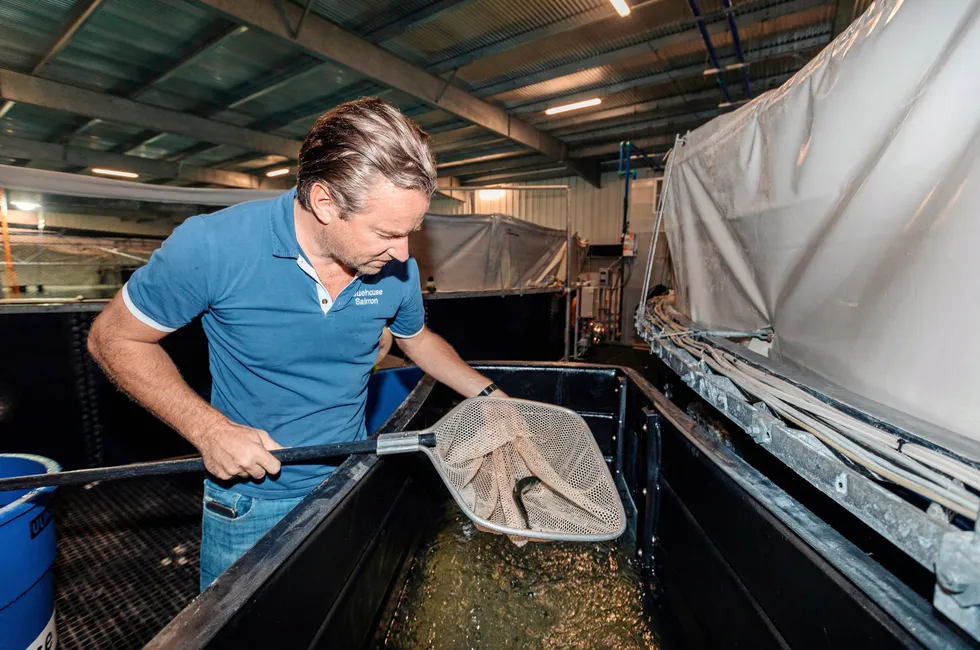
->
<box><xmin>421</xmin><ymin>398</ymin><xmax>625</xmax><ymax>544</ymax></box>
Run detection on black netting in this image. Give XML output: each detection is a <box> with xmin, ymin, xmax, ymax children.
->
<box><xmin>53</xmin><ymin>476</ymin><xmax>201</xmax><ymax>649</ymax></box>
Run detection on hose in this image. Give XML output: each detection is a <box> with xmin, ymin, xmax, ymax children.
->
<box><xmin>644</xmin><ymin>294</ymin><xmax>980</xmax><ymax>520</ymax></box>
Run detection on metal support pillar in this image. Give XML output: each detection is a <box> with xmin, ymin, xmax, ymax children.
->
<box><xmin>0</xmin><ymin>189</ymin><xmax>20</xmax><ymax>296</ymax></box>
<box><xmin>615</xmin><ymin>376</ymin><xmax>627</xmax><ymax>479</ymax></box>
<box><xmin>564</xmin><ymin>189</ymin><xmax>572</xmax><ymax>360</ymax></box>
<box><xmin>935</xmin><ymin>509</ymin><xmax>980</xmax><ymax>641</ymax></box>
<box><xmin>639</xmin><ymin>134</ymin><xmax>681</xmax><ymax>314</ymax></box>
<box><xmin>638</xmin><ymin>407</ymin><xmax>662</xmax><ymax>571</ymax></box>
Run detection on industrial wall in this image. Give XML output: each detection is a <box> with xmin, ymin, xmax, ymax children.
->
<box><xmin>430</xmin><ymin>169</ymin><xmax>661</xmax><ymax>245</ymax></box>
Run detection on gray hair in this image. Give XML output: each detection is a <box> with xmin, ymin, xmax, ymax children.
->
<box><xmin>296</xmin><ymin>97</ymin><xmax>437</xmax><ymax>218</ymax></box>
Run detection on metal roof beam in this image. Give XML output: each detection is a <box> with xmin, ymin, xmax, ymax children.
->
<box><xmin>509</xmin><ymin>30</ymin><xmax>830</xmax><ymax>114</ymax></box>
<box><xmin>540</xmin><ymin>89</ymin><xmax>719</xmax><ymax>131</ymax></box>
<box><xmin>546</xmin><ymin>71</ymin><xmax>794</xmax><ymax>133</ymax></box>
<box><xmin>69</xmin><ymin>21</ymin><xmax>247</xmax><ymax>137</ymax></box>
<box><xmin>462</xmin><ymin>166</ymin><xmax>570</xmax><ymax>186</ymax></box>
<box><xmin>174</xmin><ymin>79</ymin><xmax>385</xmax><ymax>163</ymax></box>
<box><xmin>105</xmin><ymin>24</ymin><xmax>299</xmax><ymax>154</ymax></box>
<box><xmin>162</xmin><ymin>142</ymin><xmax>218</xmax><ymax>163</ymax></box>
<box><xmin>436</xmin><ymin>149</ymin><xmax>530</xmax><ymax>169</ymax></box>
<box><xmin>219</xmin><ymin>57</ymin><xmax>323</xmax><ymax>110</ymax></box>
<box><xmin>432</xmin><ymin>132</ymin><xmax>506</xmax><ymax>155</ymax></box>
<box><xmin>436</xmin><ymin>136</ymin><xmax>509</xmax><ymax>157</ymax></box>
<box><xmin>559</xmin><ymin>109</ymin><xmax>723</xmax><ymax>144</ymax></box>
<box><xmin>430</xmin><ymin>124</ymin><xmax>484</xmax><ymax>148</ymax></box>
<box><xmin>436</xmin><ymin>153</ymin><xmax>548</xmax><ymax>178</ymax></box>
<box><xmin>409</xmin><ymin>28</ymin><xmax>822</xmax><ymax>130</ymax></box>
<box><xmin>570</xmin><ymin>134</ymin><xmax>676</xmax><ymax>159</ymax></box>
<box><xmin>33</xmin><ymin>0</ymin><xmax>106</xmax><ymax>76</ymax></box>
<box><xmin>149</xmin><ymin>2</ymin><xmax>471</xmax><ymax>162</ymax></box>
<box><xmin>112</xmin><ymin>59</ymin><xmax>322</xmax><ymax>156</ymax></box>
<box><xmin>548</xmin><ymin>72</ymin><xmax>795</xmax><ymax>138</ymax></box>
<box><xmin>471</xmin><ymin>0</ymin><xmax>825</xmax><ymax>97</ymax></box>
<box><xmin>425</xmin><ymin>0</ymin><xmax>664</xmax><ymax>75</ymax></box>
<box><xmin>0</xmin><ymin>0</ymin><xmax>106</xmax><ymax>120</ymax></box>
<box><xmin>113</xmin><ymin>56</ymin><xmax>318</xmax><ymax>154</ymax></box>
<box><xmin>423</xmin><ymin>118</ymin><xmax>472</xmax><ymax>135</ymax></box>
<box><xmin>0</xmin><ymin>134</ymin><xmax>289</xmax><ymax>189</ymax></box>
<box><xmin>132</xmin><ymin>23</ymin><xmax>249</xmax><ymax>97</ymax></box>
<box><xmin>97</xmin><ymin>22</ymin><xmax>250</xmax><ymax>151</ymax></box>
<box><xmin>251</xmin><ymin>80</ymin><xmax>385</xmax><ymax>132</ymax></box>
<box><xmin>194</xmin><ymin>0</ymin><xmax>600</xmax><ymax>187</ymax></box>
<box><xmin>363</xmin><ymin>0</ymin><xmax>477</xmax><ymax>44</ymax></box>
<box><xmin>0</xmin><ymin>69</ymin><xmax>300</xmax><ymax>158</ymax></box>
<box><xmin>214</xmin><ymin>151</ymin><xmax>279</xmax><ymax>169</ymax></box>
<box><xmin>249</xmin><ymin>160</ymin><xmax>296</xmax><ymax>176</ymax></box>
<box><xmin>599</xmin><ymin>154</ymin><xmax>665</xmax><ymax>171</ymax></box>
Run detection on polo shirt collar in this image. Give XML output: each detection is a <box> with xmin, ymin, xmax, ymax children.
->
<box><xmin>270</xmin><ymin>187</ymin><xmax>301</xmax><ymax>259</ymax></box>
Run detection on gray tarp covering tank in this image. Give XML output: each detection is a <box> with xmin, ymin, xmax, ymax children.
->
<box><xmin>661</xmin><ymin>0</ymin><xmax>980</xmax><ymax>450</ymax></box>
<box><xmin>410</xmin><ymin>213</ymin><xmax>585</xmax><ymax>293</ymax></box>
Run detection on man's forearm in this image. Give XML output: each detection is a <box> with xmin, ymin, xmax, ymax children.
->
<box><xmin>396</xmin><ymin>328</ymin><xmax>497</xmax><ymax>398</ymax></box>
<box><xmin>88</xmin><ymin>334</ymin><xmax>226</xmax><ymax>447</ymax></box>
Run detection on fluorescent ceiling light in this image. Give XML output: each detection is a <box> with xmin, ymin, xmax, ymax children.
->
<box><xmin>266</xmin><ymin>168</ymin><xmax>290</xmax><ymax>177</ymax></box>
<box><xmin>545</xmin><ymin>98</ymin><xmax>602</xmax><ymax>116</ymax></box>
<box><xmin>478</xmin><ymin>189</ymin><xmax>506</xmax><ymax>200</ymax></box>
<box><xmin>11</xmin><ymin>201</ymin><xmax>40</xmax><ymax>211</ymax></box>
<box><xmin>92</xmin><ymin>168</ymin><xmax>139</xmax><ymax>179</ymax></box>
<box><xmin>609</xmin><ymin>0</ymin><xmax>631</xmax><ymax>17</ymax></box>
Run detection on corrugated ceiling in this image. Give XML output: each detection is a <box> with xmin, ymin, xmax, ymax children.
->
<box><xmin>0</xmin><ymin>0</ymin><xmax>843</xmax><ymax>185</ymax></box>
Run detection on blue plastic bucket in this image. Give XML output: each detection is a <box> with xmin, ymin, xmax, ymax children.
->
<box><xmin>0</xmin><ymin>454</ymin><xmax>60</xmax><ymax>650</ymax></box>
<box><xmin>365</xmin><ymin>366</ymin><xmax>423</xmax><ymax>434</ymax></box>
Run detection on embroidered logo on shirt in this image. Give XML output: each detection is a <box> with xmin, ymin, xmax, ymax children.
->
<box><xmin>354</xmin><ymin>288</ymin><xmax>383</xmax><ymax>305</ymax></box>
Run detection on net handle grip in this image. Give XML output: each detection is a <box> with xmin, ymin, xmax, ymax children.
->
<box><xmin>0</xmin><ymin>433</ymin><xmax>436</xmax><ymax>492</ymax></box>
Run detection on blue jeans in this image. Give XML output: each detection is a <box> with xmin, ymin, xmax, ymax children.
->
<box><xmin>199</xmin><ymin>480</ymin><xmax>305</xmax><ymax>591</ymax></box>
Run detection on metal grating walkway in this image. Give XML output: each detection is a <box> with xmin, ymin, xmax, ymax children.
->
<box><xmin>53</xmin><ymin>475</ymin><xmax>202</xmax><ymax>649</ymax></box>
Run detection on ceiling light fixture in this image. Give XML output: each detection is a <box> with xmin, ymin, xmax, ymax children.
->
<box><xmin>92</xmin><ymin>168</ymin><xmax>139</xmax><ymax>179</ymax></box>
<box><xmin>266</xmin><ymin>168</ymin><xmax>290</xmax><ymax>177</ymax></box>
<box><xmin>545</xmin><ymin>98</ymin><xmax>602</xmax><ymax>116</ymax></box>
<box><xmin>609</xmin><ymin>0</ymin><xmax>631</xmax><ymax>17</ymax></box>
<box><xmin>11</xmin><ymin>201</ymin><xmax>40</xmax><ymax>211</ymax></box>
<box><xmin>478</xmin><ymin>189</ymin><xmax>506</xmax><ymax>200</ymax></box>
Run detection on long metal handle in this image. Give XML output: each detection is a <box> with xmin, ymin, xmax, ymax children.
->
<box><xmin>0</xmin><ymin>433</ymin><xmax>436</xmax><ymax>492</ymax></box>
<box><xmin>639</xmin><ymin>134</ymin><xmax>681</xmax><ymax>316</ymax></box>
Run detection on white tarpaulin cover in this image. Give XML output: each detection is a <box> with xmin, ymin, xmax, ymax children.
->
<box><xmin>412</xmin><ymin>213</ymin><xmax>585</xmax><ymax>293</ymax></box>
<box><xmin>0</xmin><ymin>164</ymin><xmax>284</xmax><ymax>205</ymax></box>
<box><xmin>662</xmin><ymin>0</ymin><xmax>980</xmax><ymax>443</ymax></box>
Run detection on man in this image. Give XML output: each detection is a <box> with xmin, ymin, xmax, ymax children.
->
<box><xmin>87</xmin><ymin>98</ymin><xmax>503</xmax><ymax>590</ymax></box>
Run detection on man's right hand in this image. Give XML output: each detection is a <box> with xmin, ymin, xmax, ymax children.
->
<box><xmin>197</xmin><ymin>420</ymin><xmax>282</xmax><ymax>481</ymax></box>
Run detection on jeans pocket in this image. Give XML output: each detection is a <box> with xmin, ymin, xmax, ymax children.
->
<box><xmin>204</xmin><ymin>486</ymin><xmax>255</xmax><ymax>521</ymax></box>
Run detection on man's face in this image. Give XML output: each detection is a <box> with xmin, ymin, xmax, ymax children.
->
<box><xmin>310</xmin><ymin>175</ymin><xmax>429</xmax><ymax>275</ymax></box>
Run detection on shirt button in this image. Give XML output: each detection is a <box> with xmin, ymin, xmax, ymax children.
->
<box><xmin>321</xmin><ymin>298</ymin><xmax>329</xmax><ymax>305</ymax></box>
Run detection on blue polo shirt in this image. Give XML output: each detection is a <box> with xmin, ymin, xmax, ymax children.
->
<box><xmin>122</xmin><ymin>188</ymin><xmax>425</xmax><ymax>498</ymax></box>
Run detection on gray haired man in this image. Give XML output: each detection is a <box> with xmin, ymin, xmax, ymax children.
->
<box><xmin>87</xmin><ymin>98</ymin><xmax>504</xmax><ymax>590</ymax></box>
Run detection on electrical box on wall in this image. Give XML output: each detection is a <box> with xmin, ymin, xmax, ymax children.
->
<box><xmin>622</xmin><ymin>233</ymin><xmax>637</xmax><ymax>257</ymax></box>
<box><xmin>579</xmin><ymin>287</ymin><xmax>597</xmax><ymax>318</ymax></box>
<box><xmin>598</xmin><ymin>269</ymin><xmax>609</xmax><ymax>288</ymax></box>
